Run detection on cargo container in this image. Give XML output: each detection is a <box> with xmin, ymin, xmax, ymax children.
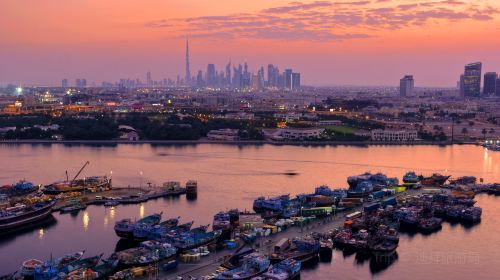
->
<box><xmin>368</xmin><ymin>191</ymin><xmax>385</xmax><ymax>201</ymax></box>
<box><xmin>364</xmin><ymin>203</ymin><xmax>381</xmax><ymax>212</ymax></box>
<box><xmin>381</xmin><ymin>197</ymin><xmax>397</xmax><ymax>207</ymax></box>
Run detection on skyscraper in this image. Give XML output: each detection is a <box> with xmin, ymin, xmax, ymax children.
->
<box><xmin>225</xmin><ymin>62</ymin><xmax>231</xmax><ymax>86</ymax></box>
<box><xmin>207</xmin><ymin>64</ymin><xmax>216</xmax><ymax>87</ymax></box>
<box><xmin>61</xmin><ymin>79</ymin><xmax>68</xmax><ymax>88</ymax></box>
<box><xmin>146</xmin><ymin>71</ymin><xmax>152</xmax><ymax>86</ymax></box>
<box><xmin>483</xmin><ymin>72</ymin><xmax>497</xmax><ymax>96</ymax></box>
<box><xmin>292</xmin><ymin>73</ymin><xmax>301</xmax><ymax>91</ymax></box>
<box><xmin>185</xmin><ymin>38</ymin><xmax>191</xmax><ymax>85</ymax></box>
<box><xmin>497</xmin><ymin>78</ymin><xmax>500</xmax><ymax>96</ymax></box>
<box><xmin>196</xmin><ymin>70</ymin><xmax>203</xmax><ymax>87</ymax></box>
<box><xmin>284</xmin><ymin>69</ymin><xmax>293</xmax><ymax>91</ymax></box>
<box><xmin>463</xmin><ymin>62</ymin><xmax>482</xmax><ymax>97</ymax></box>
<box><xmin>400</xmin><ymin>75</ymin><xmax>414</xmax><ymax>97</ymax></box>
<box><xmin>459</xmin><ymin>74</ymin><xmax>465</xmax><ymax>97</ymax></box>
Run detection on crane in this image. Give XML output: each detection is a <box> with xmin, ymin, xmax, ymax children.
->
<box><xmin>71</xmin><ymin>161</ymin><xmax>90</xmax><ymax>184</ymax></box>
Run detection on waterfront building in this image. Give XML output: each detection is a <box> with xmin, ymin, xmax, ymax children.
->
<box><xmin>371</xmin><ymin>129</ymin><xmax>418</xmax><ymax>142</ymax></box>
<box><xmin>483</xmin><ymin>72</ymin><xmax>497</xmax><ymax>96</ymax></box>
<box><xmin>463</xmin><ymin>62</ymin><xmax>482</xmax><ymax>97</ymax></box>
<box><xmin>207</xmin><ymin>129</ymin><xmax>240</xmax><ymax>141</ymax></box>
<box><xmin>280</xmin><ymin>128</ymin><xmax>324</xmax><ymax>140</ymax></box>
<box><xmin>400</xmin><ymin>75</ymin><xmax>414</xmax><ymax>97</ymax></box>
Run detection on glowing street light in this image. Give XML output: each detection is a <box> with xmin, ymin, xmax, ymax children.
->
<box><xmin>16</xmin><ymin>87</ymin><xmax>23</xmax><ymax>95</ymax></box>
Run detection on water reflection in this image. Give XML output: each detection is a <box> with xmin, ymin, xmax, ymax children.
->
<box><xmin>109</xmin><ymin>207</ymin><xmax>115</xmax><ymax>219</ymax></box>
<box><xmin>83</xmin><ymin>211</ymin><xmax>89</xmax><ymax>231</ymax></box>
<box><xmin>139</xmin><ymin>204</ymin><xmax>144</xmax><ymax>218</ymax></box>
<box><xmin>38</xmin><ymin>228</ymin><xmax>44</xmax><ymax>240</ymax></box>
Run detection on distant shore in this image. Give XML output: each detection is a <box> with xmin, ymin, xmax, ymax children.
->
<box><xmin>0</xmin><ymin>139</ymin><xmax>479</xmax><ymax>146</ymax></box>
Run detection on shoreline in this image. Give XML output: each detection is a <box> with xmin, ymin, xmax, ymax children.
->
<box><xmin>0</xmin><ymin>139</ymin><xmax>479</xmax><ymax>146</ymax></box>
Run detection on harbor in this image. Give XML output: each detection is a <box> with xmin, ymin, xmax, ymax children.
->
<box><xmin>0</xmin><ymin>144</ymin><xmax>500</xmax><ymax>280</ymax></box>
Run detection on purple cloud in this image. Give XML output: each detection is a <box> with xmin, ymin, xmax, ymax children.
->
<box><xmin>144</xmin><ymin>1</ymin><xmax>500</xmax><ymax>41</ymax></box>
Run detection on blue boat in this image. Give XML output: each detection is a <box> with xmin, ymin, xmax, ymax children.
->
<box><xmin>107</xmin><ymin>240</ymin><xmax>177</xmax><ymax>268</ymax></box>
<box><xmin>171</xmin><ymin>230</ymin><xmax>222</xmax><ymax>252</ymax></box>
<box><xmin>261</xmin><ymin>258</ymin><xmax>301</xmax><ymax>280</ymax></box>
<box><xmin>347</xmin><ymin>181</ymin><xmax>373</xmax><ymax>198</ymax></box>
<box><xmin>314</xmin><ymin>185</ymin><xmax>347</xmax><ymax>199</ymax></box>
<box><xmin>147</xmin><ymin>221</ymin><xmax>194</xmax><ymax>241</ymax></box>
<box><xmin>253</xmin><ymin>195</ymin><xmax>290</xmax><ymax>213</ymax></box>
<box><xmin>114</xmin><ymin>213</ymin><xmax>162</xmax><ymax>239</ymax></box>
<box><xmin>213</xmin><ymin>211</ymin><xmax>232</xmax><ymax>231</ymax></box>
<box><xmin>347</xmin><ymin>172</ymin><xmax>398</xmax><ymax>192</ymax></box>
<box><xmin>133</xmin><ymin>216</ymin><xmax>179</xmax><ymax>241</ymax></box>
<box><xmin>216</xmin><ymin>253</ymin><xmax>270</xmax><ymax>280</ymax></box>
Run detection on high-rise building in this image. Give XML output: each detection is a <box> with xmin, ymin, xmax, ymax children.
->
<box><xmin>463</xmin><ymin>62</ymin><xmax>482</xmax><ymax>97</ymax></box>
<box><xmin>284</xmin><ymin>69</ymin><xmax>293</xmax><ymax>91</ymax></box>
<box><xmin>75</xmin><ymin>79</ymin><xmax>87</xmax><ymax>88</ymax></box>
<box><xmin>196</xmin><ymin>70</ymin><xmax>203</xmax><ymax>87</ymax></box>
<box><xmin>146</xmin><ymin>71</ymin><xmax>152</xmax><ymax>86</ymax></box>
<box><xmin>292</xmin><ymin>73</ymin><xmax>301</xmax><ymax>91</ymax></box>
<box><xmin>61</xmin><ymin>79</ymin><xmax>68</xmax><ymax>88</ymax></box>
<box><xmin>185</xmin><ymin>38</ymin><xmax>191</xmax><ymax>85</ymax></box>
<box><xmin>483</xmin><ymin>72</ymin><xmax>497</xmax><ymax>96</ymax></box>
<box><xmin>225</xmin><ymin>62</ymin><xmax>231</xmax><ymax>86</ymax></box>
<box><xmin>459</xmin><ymin>74</ymin><xmax>465</xmax><ymax>97</ymax></box>
<box><xmin>400</xmin><ymin>75</ymin><xmax>414</xmax><ymax>97</ymax></box>
<box><xmin>207</xmin><ymin>64</ymin><xmax>216</xmax><ymax>87</ymax></box>
<box><xmin>497</xmin><ymin>78</ymin><xmax>500</xmax><ymax>96</ymax></box>
<box><xmin>233</xmin><ymin>64</ymin><xmax>242</xmax><ymax>88</ymax></box>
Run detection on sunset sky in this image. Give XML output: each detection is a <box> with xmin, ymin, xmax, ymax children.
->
<box><xmin>1</xmin><ymin>0</ymin><xmax>499</xmax><ymax>87</ymax></box>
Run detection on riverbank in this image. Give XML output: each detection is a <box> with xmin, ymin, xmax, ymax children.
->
<box><xmin>0</xmin><ymin>139</ymin><xmax>479</xmax><ymax>146</ymax></box>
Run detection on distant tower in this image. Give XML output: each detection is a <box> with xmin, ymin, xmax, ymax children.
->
<box><xmin>146</xmin><ymin>71</ymin><xmax>152</xmax><ymax>86</ymax></box>
<box><xmin>185</xmin><ymin>38</ymin><xmax>191</xmax><ymax>85</ymax></box>
<box><xmin>400</xmin><ymin>75</ymin><xmax>414</xmax><ymax>97</ymax></box>
<box><xmin>463</xmin><ymin>62</ymin><xmax>482</xmax><ymax>97</ymax></box>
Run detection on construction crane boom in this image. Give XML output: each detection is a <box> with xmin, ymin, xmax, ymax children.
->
<box><xmin>72</xmin><ymin>161</ymin><xmax>90</xmax><ymax>182</ymax></box>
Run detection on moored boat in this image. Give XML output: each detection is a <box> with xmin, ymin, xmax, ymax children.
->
<box><xmin>0</xmin><ymin>200</ymin><xmax>56</xmax><ymax>231</ymax></box>
<box><xmin>216</xmin><ymin>253</ymin><xmax>270</xmax><ymax>280</ymax></box>
<box><xmin>114</xmin><ymin>213</ymin><xmax>162</xmax><ymax>239</ymax></box>
<box><xmin>107</xmin><ymin>240</ymin><xmax>177</xmax><ymax>268</ymax></box>
<box><xmin>419</xmin><ymin>173</ymin><xmax>450</xmax><ymax>187</ymax></box>
<box><xmin>403</xmin><ymin>171</ymin><xmax>420</xmax><ymax>184</ymax></box>
<box><xmin>260</xmin><ymin>258</ymin><xmax>301</xmax><ymax>280</ymax></box>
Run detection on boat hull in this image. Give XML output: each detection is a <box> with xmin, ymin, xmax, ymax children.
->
<box><xmin>0</xmin><ymin>201</ymin><xmax>56</xmax><ymax>231</ymax></box>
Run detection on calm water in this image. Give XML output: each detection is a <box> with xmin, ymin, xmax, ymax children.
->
<box><xmin>1</xmin><ymin>143</ymin><xmax>500</xmax><ymax>279</ymax></box>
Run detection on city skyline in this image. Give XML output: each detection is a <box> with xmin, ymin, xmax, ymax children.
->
<box><xmin>1</xmin><ymin>0</ymin><xmax>500</xmax><ymax>87</ymax></box>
